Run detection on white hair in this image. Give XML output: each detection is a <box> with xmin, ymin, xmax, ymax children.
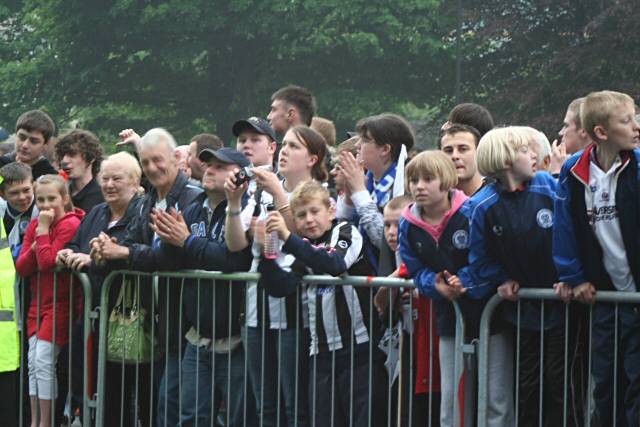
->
<box><xmin>138</xmin><ymin>128</ymin><xmax>177</xmax><ymax>157</ymax></box>
<box><xmin>534</xmin><ymin>130</ymin><xmax>551</xmax><ymax>165</ymax></box>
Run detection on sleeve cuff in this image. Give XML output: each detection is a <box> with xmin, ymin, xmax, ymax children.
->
<box><xmin>183</xmin><ymin>234</ymin><xmax>196</xmax><ymax>250</ymax></box>
<box><xmin>350</xmin><ymin>190</ymin><xmax>373</xmax><ymax>209</ymax></box>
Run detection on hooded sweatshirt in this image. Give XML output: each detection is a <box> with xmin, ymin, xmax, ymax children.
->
<box><xmin>16</xmin><ymin>208</ymin><xmax>85</xmax><ymax>346</ymax></box>
<box><xmin>399</xmin><ymin>190</ymin><xmax>486</xmax><ymax>338</ymax></box>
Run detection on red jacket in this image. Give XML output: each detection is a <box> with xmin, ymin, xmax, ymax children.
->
<box><xmin>16</xmin><ymin>209</ymin><xmax>84</xmax><ymax>346</ymax></box>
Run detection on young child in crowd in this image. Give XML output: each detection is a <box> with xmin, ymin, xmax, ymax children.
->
<box><xmin>375</xmin><ymin>194</ymin><xmax>442</xmax><ymax>426</ymax></box>
<box><xmin>554</xmin><ymin>90</ymin><xmax>640</xmax><ymax>426</ymax></box>
<box><xmin>467</xmin><ymin>127</ymin><xmax>570</xmax><ymax>427</ymax></box>
<box><xmin>258</xmin><ymin>180</ymin><xmax>382</xmax><ymax>427</ymax></box>
<box><xmin>15</xmin><ymin>174</ymin><xmax>84</xmax><ymax>427</ymax></box>
<box><xmin>0</xmin><ymin>162</ymin><xmax>38</xmax><ymax>262</ymax></box>
<box><xmin>399</xmin><ymin>151</ymin><xmax>487</xmax><ymax>427</ymax></box>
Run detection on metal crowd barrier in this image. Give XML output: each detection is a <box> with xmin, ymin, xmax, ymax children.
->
<box><xmin>93</xmin><ymin>270</ymin><xmax>468</xmax><ymax>427</ymax></box>
<box><xmin>477</xmin><ymin>289</ymin><xmax>640</xmax><ymax>427</ymax></box>
<box><xmin>14</xmin><ymin>270</ymin><xmax>94</xmax><ymax>427</ymax></box>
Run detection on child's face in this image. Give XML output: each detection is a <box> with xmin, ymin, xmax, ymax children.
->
<box><xmin>35</xmin><ymin>183</ymin><xmax>68</xmax><ymax>220</ymax></box>
<box><xmin>3</xmin><ymin>180</ymin><xmax>34</xmax><ymax>213</ymax></box>
<box><xmin>409</xmin><ymin>175</ymin><xmax>448</xmax><ymax>210</ymax></box>
<box><xmin>510</xmin><ymin>145</ymin><xmax>536</xmax><ymax>181</ymax></box>
<box><xmin>383</xmin><ymin>206</ymin><xmax>404</xmax><ymax>252</ymax></box>
<box><xmin>293</xmin><ymin>197</ymin><xmax>335</xmax><ymax>240</ymax></box>
<box><xmin>601</xmin><ymin>103</ymin><xmax>640</xmax><ymax>151</ymax></box>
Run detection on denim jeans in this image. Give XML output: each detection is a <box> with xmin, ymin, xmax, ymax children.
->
<box><xmin>180</xmin><ymin>342</ymin><xmax>249</xmax><ymax>426</ymax></box>
<box><xmin>243</xmin><ymin>326</ymin><xmax>309</xmax><ymax>427</ymax></box>
<box><xmin>157</xmin><ymin>350</ymin><xmax>182</xmax><ymax>427</ymax></box>
<box><xmin>591</xmin><ymin>303</ymin><xmax>640</xmax><ymax>427</ymax></box>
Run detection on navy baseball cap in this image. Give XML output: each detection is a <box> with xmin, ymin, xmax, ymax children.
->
<box><xmin>232</xmin><ymin>117</ymin><xmax>277</xmax><ymax>142</ymax></box>
<box><xmin>198</xmin><ymin>147</ymin><xmax>250</xmax><ymax>168</ymax></box>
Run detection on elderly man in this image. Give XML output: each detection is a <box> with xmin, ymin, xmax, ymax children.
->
<box><xmin>93</xmin><ymin>127</ymin><xmax>201</xmax><ymax>427</ymax></box>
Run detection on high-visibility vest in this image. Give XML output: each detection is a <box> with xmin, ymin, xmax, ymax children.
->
<box><xmin>0</xmin><ymin>221</ymin><xmax>20</xmax><ymax>372</ymax></box>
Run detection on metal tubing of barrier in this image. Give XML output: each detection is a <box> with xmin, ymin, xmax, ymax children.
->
<box><xmin>477</xmin><ymin>289</ymin><xmax>640</xmax><ymax>427</ymax></box>
<box><xmin>93</xmin><ymin>269</ymin><xmax>468</xmax><ymax>427</ymax></box>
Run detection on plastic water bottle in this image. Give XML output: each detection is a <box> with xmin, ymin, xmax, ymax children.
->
<box><xmin>264</xmin><ymin>203</ymin><xmax>279</xmax><ymax>260</ymax></box>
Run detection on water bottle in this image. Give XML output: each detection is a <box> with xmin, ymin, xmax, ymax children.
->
<box><xmin>263</xmin><ymin>203</ymin><xmax>279</xmax><ymax>259</ymax></box>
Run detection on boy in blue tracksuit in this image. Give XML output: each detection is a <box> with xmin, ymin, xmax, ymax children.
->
<box><xmin>151</xmin><ymin>147</ymin><xmax>254</xmax><ymax>426</ymax></box>
<box><xmin>553</xmin><ymin>90</ymin><xmax>640</xmax><ymax>426</ymax></box>
<box><xmin>467</xmin><ymin>127</ymin><xmax>571</xmax><ymax>427</ymax></box>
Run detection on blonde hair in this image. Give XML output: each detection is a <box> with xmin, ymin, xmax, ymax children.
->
<box><xmin>385</xmin><ymin>194</ymin><xmax>413</xmax><ymax>212</ymax></box>
<box><xmin>476</xmin><ymin>127</ymin><xmax>531</xmax><ymax>177</ymax></box>
<box><xmin>405</xmin><ymin>150</ymin><xmax>458</xmax><ymax>192</ymax></box>
<box><xmin>567</xmin><ymin>97</ymin><xmax>585</xmax><ymax>129</ymax></box>
<box><xmin>514</xmin><ymin>126</ymin><xmax>551</xmax><ymax>166</ymax></box>
<box><xmin>290</xmin><ymin>180</ymin><xmax>331</xmax><ymax>213</ymax></box>
<box><xmin>100</xmin><ymin>151</ymin><xmax>142</xmax><ymax>185</ymax></box>
<box><xmin>581</xmin><ymin>90</ymin><xmax>635</xmax><ymax>141</ymax></box>
<box><xmin>35</xmin><ymin>174</ymin><xmax>73</xmax><ymax>212</ymax></box>
<box><xmin>311</xmin><ymin>117</ymin><xmax>337</xmax><ymax>147</ymax></box>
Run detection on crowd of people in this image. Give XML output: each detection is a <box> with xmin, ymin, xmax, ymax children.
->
<box><xmin>0</xmin><ymin>86</ymin><xmax>638</xmax><ymax>427</ymax></box>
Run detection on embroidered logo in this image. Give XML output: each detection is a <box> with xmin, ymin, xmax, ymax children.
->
<box><xmin>452</xmin><ymin>230</ymin><xmax>469</xmax><ymax>249</ymax></box>
<box><xmin>190</xmin><ymin>221</ymin><xmax>206</xmax><ymax>237</ymax></box>
<box><xmin>536</xmin><ymin>208</ymin><xmax>553</xmax><ymax>229</ymax></box>
<box><xmin>337</xmin><ymin>240</ymin><xmax>348</xmax><ymax>249</ymax></box>
<box><xmin>492</xmin><ymin>225</ymin><xmax>503</xmax><ymax>236</ymax></box>
<box><xmin>601</xmin><ymin>191</ymin><xmax>610</xmax><ymax>202</ymax></box>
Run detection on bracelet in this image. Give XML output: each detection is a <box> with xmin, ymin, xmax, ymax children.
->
<box><xmin>226</xmin><ymin>207</ymin><xmax>242</xmax><ymax>217</ymax></box>
<box><xmin>277</xmin><ymin>203</ymin><xmax>291</xmax><ymax>213</ymax></box>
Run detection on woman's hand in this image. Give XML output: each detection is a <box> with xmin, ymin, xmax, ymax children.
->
<box><xmin>66</xmin><ymin>253</ymin><xmax>91</xmax><ymax>271</ymax></box>
<box><xmin>56</xmin><ymin>249</ymin><xmax>73</xmax><ymax>267</ymax></box>
<box><xmin>251</xmin><ymin>168</ymin><xmax>282</xmax><ymax>195</ymax></box>
<box><xmin>338</xmin><ymin>151</ymin><xmax>367</xmax><ymax>194</ymax></box>
<box><xmin>265</xmin><ymin>211</ymin><xmax>290</xmax><ymax>241</ymax></box>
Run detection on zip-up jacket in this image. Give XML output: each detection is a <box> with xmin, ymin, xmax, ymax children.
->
<box><xmin>399</xmin><ymin>190</ymin><xmax>488</xmax><ymax>338</ymax></box>
<box><xmin>16</xmin><ymin>208</ymin><xmax>85</xmax><ymax>346</ymax></box>
<box><xmin>259</xmin><ymin>220</ymin><xmax>378</xmax><ymax>355</ymax></box>
<box><xmin>553</xmin><ymin>146</ymin><xmax>640</xmax><ymax>291</ymax></box>
<box><xmin>66</xmin><ymin>197</ymin><xmax>143</xmax><ymax>308</ymax></box>
<box><xmin>156</xmin><ymin>193</ymin><xmax>252</xmax><ymax>340</ymax></box>
<box><xmin>118</xmin><ymin>171</ymin><xmax>202</xmax><ymax>350</ymax></box>
<box><xmin>467</xmin><ymin>172</ymin><xmax>562</xmax><ymax>331</ymax></box>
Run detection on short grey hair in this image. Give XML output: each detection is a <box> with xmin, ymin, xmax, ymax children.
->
<box><xmin>138</xmin><ymin>128</ymin><xmax>177</xmax><ymax>157</ymax></box>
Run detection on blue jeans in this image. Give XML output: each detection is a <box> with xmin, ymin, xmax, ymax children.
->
<box><xmin>180</xmin><ymin>342</ymin><xmax>249</xmax><ymax>426</ymax></box>
<box><xmin>157</xmin><ymin>350</ymin><xmax>182</xmax><ymax>427</ymax></box>
<box><xmin>243</xmin><ymin>326</ymin><xmax>309</xmax><ymax>427</ymax></box>
<box><xmin>591</xmin><ymin>303</ymin><xmax>640</xmax><ymax>427</ymax></box>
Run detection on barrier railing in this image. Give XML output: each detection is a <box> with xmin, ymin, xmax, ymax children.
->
<box><xmin>15</xmin><ymin>270</ymin><xmax>93</xmax><ymax>427</ymax></box>
<box><xmin>93</xmin><ymin>270</ymin><xmax>468</xmax><ymax>427</ymax></box>
<box><xmin>477</xmin><ymin>289</ymin><xmax>640</xmax><ymax>427</ymax></box>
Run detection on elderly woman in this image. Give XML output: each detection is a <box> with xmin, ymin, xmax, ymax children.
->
<box><xmin>56</xmin><ymin>151</ymin><xmax>148</xmax><ymax>427</ymax></box>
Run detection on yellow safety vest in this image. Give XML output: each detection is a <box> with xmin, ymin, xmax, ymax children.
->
<box><xmin>0</xmin><ymin>221</ymin><xmax>20</xmax><ymax>372</ymax></box>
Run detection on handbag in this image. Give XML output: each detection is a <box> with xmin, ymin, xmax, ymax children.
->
<box><xmin>107</xmin><ymin>279</ymin><xmax>156</xmax><ymax>363</ymax></box>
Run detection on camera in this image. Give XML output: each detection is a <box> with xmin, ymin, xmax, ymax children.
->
<box><xmin>234</xmin><ymin>167</ymin><xmax>254</xmax><ymax>186</ymax></box>
<box><xmin>234</xmin><ymin>164</ymin><xmax>272</xmax><ymax>186</ymax></box>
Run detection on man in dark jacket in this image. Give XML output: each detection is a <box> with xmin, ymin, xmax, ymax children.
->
<box><xmin>151</xmin><ymin>147</ymin><xmax>254</xmax><ymax>426</ymax></box>
<box><xmin>93</xmin><ymin>128</ymin><xmax>202</xmax><ymax>427</ymax></box>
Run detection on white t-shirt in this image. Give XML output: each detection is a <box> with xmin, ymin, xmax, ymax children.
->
<box><xmin>588</xmin><ymin>158</ymin><xmax>637</xmax><ymax>292</ymax></box>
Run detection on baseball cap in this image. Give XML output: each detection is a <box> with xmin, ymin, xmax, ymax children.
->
<box><xmin>198</xmin><ymin>147</ymin><xmax>250</xmax><ymax>168</ymax></box>
<box><xmin>232</xmin><ymin>117</ymin><xmax>277</xmax><ymax>142</ymax></box>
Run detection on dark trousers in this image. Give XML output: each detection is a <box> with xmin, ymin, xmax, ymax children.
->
<box><xmin>104</xmin><ymin>361</ymin><xmax>153</xmax><ymax>427</ymax></box>
<box><xmin>591</xmin><ymin>303</ymin><xmax>640</xmax><ymax>427</ymax></box>
<box><xmin>310</xmin><ymin>343</ymin><xmax>386</xmax><ymax>427</ymax></box>
<box><xmin>517</xmin><ymin>327</ymin><xmax>566</xmax><ymax>427</ymax></box>
<box><xmin>0</xmin><ymin>369</ymin><xmax>19</xmax><ymax>427</ymax></box>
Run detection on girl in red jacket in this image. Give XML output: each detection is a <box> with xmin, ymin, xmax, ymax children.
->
<box><xmin>16</xmin><ymin>174</ymin><xmax>84</xmax><ymax>427</ymax></box>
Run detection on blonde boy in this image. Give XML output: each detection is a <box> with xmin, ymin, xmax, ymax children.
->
<box><xmin>553</xmin><ymin>90</ymin><xmax>640</xmax><ymax>425</ymax></box>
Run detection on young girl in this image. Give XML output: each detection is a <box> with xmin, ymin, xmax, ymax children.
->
<box><xmin>16</xmin><ymin>174</ymin><xmax>84</xmax><ymax>427</ymax></box>
<box><xmin>335</xmin><ymin>113</ymin><xmax>414</xmax><ymax>268</ymax></box>
<box><xmin>225</xmin><ymin>125</ymin><xmax>328</xmax><ymax>427</ymax></box>
<box><xmin>259</xmin><ymin>180</ymin><xmax>380</xmax><ymax>427</ymax></box>
<box><xmin>467</xmin><ymin>127</ymin><xmax>570</xmax><ymax>427</ymax></box>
